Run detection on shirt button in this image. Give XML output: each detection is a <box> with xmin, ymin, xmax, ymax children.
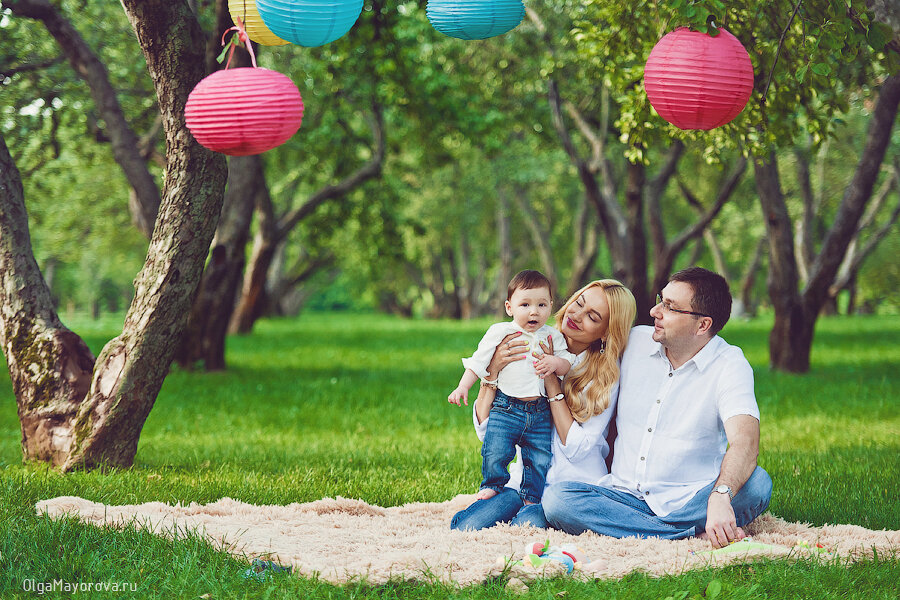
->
<box><xmin>656</xmin><ymin>399</ymin><xmax>661</xmax><ymax>404</ymax></box>
<box><xmin>640</xmin><ymin>456</ymin><xmax>645</xmax><ymax>461</ymax></box>
<box><xmin>644</xmin><ymin>491</ymin><xmax>650</xmax><ymax>496</ymax></box>
<box><xmin>668</xmin><ymin>372</ymin><xmax>673</xmax><ymax>377</ymax></box>
<box><xmin>648</xmin><ymin>427</ymin><xmax>652</xmax><ymax>432</ymax></box>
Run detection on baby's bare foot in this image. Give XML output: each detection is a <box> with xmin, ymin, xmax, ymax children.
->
<box><xmin>476</xmin><ymin>488</ymin><xmax>498</xmax><ymax>500</ymax></box>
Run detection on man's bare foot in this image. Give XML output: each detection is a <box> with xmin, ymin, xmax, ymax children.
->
<box><xmin>476</xmin><ymin>488</ymin><xmax>498</xmax><ymax>500</ymax></box>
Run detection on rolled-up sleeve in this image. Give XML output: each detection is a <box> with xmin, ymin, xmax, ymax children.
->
<box><xmin>461</xmin><ymin>323</ymin><xmax>510</xmax><ymax>379</ymax></box>
<box><xmin>558</xmin><ymin>380</ymin><xmax>618</xmax><ymax>462</ymax></box>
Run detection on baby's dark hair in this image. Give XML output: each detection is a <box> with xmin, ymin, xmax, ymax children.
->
<box><xmin>507</xmin><ymin>270</ymin><xmax>553</xmax><ymax>301</ymax></box>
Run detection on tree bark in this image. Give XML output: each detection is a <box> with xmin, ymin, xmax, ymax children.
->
<box><xmin>755</xmin><ymin>71</ymin><xmax>900</xmax><ymax>372</ymax></box>
<box><xmin>50</xmin><ymin>0</ymin><xmax>227</xmax><ymax>470</ymax></box>
<box><xmin>4</xmin><ymin>0</ymin><xmax>161</xmax><ymax>238</ymax></box>
<box><xmin>1</xmin><ymin>0</ymin><xmax>228</xmax><ymax>470</ymax></box>
<box><xmin>754</xmin><ymin>153</ymin><xmax>812</xmax><ymax>372</ymax></box>
<box><xmin>1</xmin><ymin>134</ymin><xmax>96</xmax><ymax>466</ymax></box>
<box><xmin>176</xmin><ymin>37</ymin><xmax>259</xmax><ymax>371</ymax></box>
<box><xmin>175</xmin><ymin>153</ymin><xmax>260</xmax><ymax>370</ymax></box>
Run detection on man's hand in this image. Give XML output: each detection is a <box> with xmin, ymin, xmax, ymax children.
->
<box><xmin>704</xmin><ymin>492</ymin><xmax>743</xmax><ymax>548</ymax></box>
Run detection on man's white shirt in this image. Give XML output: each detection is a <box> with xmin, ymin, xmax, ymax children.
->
<box><xmin>597</xmin><ymin>326</ymin><xmax>759</xmax><ymax>517</ymax></box>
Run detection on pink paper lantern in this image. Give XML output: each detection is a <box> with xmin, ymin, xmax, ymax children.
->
<box><xmin>185</xmin><ymin>67</ymin><xmax>304</xmax><ymax>156</ymax></box>
<box><xmin>643</xmin><ymin>27</ymin><xmax>754</xmax><ymax>130</ymax></box>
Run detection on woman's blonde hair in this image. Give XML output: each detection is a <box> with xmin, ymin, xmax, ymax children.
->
<box><xmin>554</xmin><ymin>279</ymin><xmax>636</xmax><ymax>423</ymax></box>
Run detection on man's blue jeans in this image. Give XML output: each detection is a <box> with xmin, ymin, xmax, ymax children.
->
<box><xmin>450</xmin><ymin>487</ymin><xmax>550</xmax><ymax>531</ymax></box>
<box><xmin>542</xmin><ymin>466</ymin><xmax>772</xmax><ymax>539</ymax></box>
<box><xmin>481</xmin><ymin>391</ymin><xmax>552</xmax><ymax>504</ymax></box>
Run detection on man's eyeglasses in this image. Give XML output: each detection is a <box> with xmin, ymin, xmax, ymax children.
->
<box><xmin>656</xmin><ymin>294</ymin><xmax>711</xmax><ymax>318</ymax></box>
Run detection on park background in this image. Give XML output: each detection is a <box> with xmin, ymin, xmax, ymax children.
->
<box><xmin>2</xmin><ymin>0</ymin><xmax>899</xmax><ymax>598</ymax></box>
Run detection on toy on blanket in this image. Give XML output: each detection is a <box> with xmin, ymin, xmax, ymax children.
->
<box><xmin>693</xmin><ymin>536</ymin><xmax>834</xmax><ymax>558</ymax></box>
<box><xmin>499</xmin><ymin>539</ymin><xmax>590</xmax><ymax>575</ymax></box>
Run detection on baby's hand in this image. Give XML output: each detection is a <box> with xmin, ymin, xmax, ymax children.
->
<box><xmin>534</xmin><ymin>354</ymin><xmax>569</xmax><ymax>378</ymax></box>
<box><xmin>448</xmin><ymin>387</ymin><xmax>469</xmax><ymax>406</ymax></box>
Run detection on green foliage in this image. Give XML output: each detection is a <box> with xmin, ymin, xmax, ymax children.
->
<box><xmin>571</xmin><ymin>0</ymin><xmax>894</xmax><ymax>161</ymax></box>
<box><xmin>3</xmin><ymin>0</ymin><xmax>898</xmax><ymax>319</ymax></box>
<box><xmin>1</xmin><ymin>312</ymin><xmax>899</xmax><ymax>597</ymax></box>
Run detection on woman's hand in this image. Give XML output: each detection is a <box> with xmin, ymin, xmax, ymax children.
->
<box><xmin>538</xmin><ymin>335</ymin><xmax>575</xmax><ymax>444</ymax></box>
<box><xmin>486</xmin><ymin>331</ymin><xmax>528</xmax><ymax>377</ymax></box>
<box><xmin>537</xmin><ymin>335</ymin><xmax>554</xmax><ymax>358</ymax></box>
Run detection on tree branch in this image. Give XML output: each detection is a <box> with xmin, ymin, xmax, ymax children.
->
<box><xmin>0</xmin><ymin>55</ymin><xmax>65</xmax><ymax>78</ymax></box>
<box><xmin>5</xmin><ymin>0</ymin><xmax>160</xmax><ymax>238</ymax></box>
<box><xmin>806</xmin><ymin>73</ymin><xmax>900</xmax><ymax>303</ymax></box>
<box><xmin>830</xmin><ymin>160</ymin><xmax>900</xmax><ymax>294</ymax></box>
<box><xmin>276</xmin><ymin>102</ymin><xmax>385</xmax><ymax>240</ymax></box>
<box><xmin>671</xmin><ymin>155</ymin><xmax>746</xmax><ymax>256</ymax></box>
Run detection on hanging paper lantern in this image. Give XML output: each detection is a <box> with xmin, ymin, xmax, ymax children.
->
<box><xmin>643</xmin><ymin>27</ymin><xmax>754</xmax><ymax>130</ymax></box>
<box><xmin>228</xmin><ymin>0</ymin><xmax>289</xmax><ymax>46</ymax></box>
<box><xmin>185</xmin><ymin>67</ymin><xmax>304</xmax><ymax>156</ymax></box>
<box><xmin>426</xmin><ymin>0</ymin><xmax>525</xmax><ymax>40</ymax></box>
<box><xmin>256</xmin><ymin>0</ymin><xmax>364</xmax><ymax>47</ymax></box>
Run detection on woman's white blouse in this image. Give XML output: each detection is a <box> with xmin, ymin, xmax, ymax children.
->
<box><xmin>472</xmin><ymin>372</ymin><xmax>618</xmax><ymax>492</ymax></box>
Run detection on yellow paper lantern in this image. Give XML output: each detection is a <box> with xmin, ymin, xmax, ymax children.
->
<box><xmin>228</xmin><ymin>0</ymin><xmax>289</xmax><ymax>46</ymax></box>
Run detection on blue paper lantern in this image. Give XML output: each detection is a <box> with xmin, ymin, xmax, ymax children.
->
<box><xmin>257</xmin><ymin>0</ymin><xmax>363</xmax><ymax>47</ymax></box>
<box><xmin>426</xmin><ymin>0</ymin><xmax>525</xmax><ymax>40</ymax></box>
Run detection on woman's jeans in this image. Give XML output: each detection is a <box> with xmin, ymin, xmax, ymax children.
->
<box><xmin>542</xmin><ymin>466</ymin><xmax>773</xmax><ymax>539</ymax></box>
<box><xmin>450</xmin><ymin>487</ymin><xmax>550</xmax><ymax>531</ymax></box>
<box><xmin>481</xmin><ymin>391</ymin><xmax>552</xmax><ymax>504</ymax></box>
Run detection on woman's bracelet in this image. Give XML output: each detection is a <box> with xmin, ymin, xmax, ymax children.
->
<box><xmin>480</xmin><ymin>378</ymin><xmax>498</xmax><ymax>390</ymax></box>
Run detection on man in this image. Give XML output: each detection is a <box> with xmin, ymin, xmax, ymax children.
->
<box><xmin>542</xmin><ymin>267</ymin><xmax>772</xmax><ymax>548</ymax></box>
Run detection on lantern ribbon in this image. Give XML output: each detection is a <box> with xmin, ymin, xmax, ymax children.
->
<box><xmin>220</xmin><ymin>17</ymin><xmax>258</xmax><ymax>69</ymax></box>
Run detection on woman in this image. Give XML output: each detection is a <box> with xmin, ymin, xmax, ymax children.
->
<box><xmin>451</xmin><ymin>279</ymin><xmax>636</xmax><ymax>530</ymax></box>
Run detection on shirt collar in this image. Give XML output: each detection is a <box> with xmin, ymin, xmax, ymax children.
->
<box><xmin>650</xmin><ymin>335</ymin><xmax>724</xmax><ymax>372</ymax></box>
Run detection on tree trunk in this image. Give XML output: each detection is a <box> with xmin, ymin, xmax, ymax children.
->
<box><xmin>754</xmin><ymin>153</ymin><xmax>810</xmax><ymax>371</ymax></box>
<box><xmin>175</xmin><ymin>154</ymin><xmax>260</xmax><ymax>369</ymax></box>
<box><xmin>1</xmin><ymin>134</ymin><xmax>96</xmax><ymax>466</ymax></box>
<box><xmin>495</xmin><ymin>188</ymin><xmax>512</xmax><ymax>318</ymax></box>
<box><xmin>739</xmin><ymin>236</ymin><xmax>766</xmax><ymax>318</ymax></box>
<box><xmin>512</xmin><ymin>185</ymin><xmax>559</xmax><ymax>295</ymax></box>
<box><xmin>756</xmin><ymin>70</ymin><xmax>900</xmax><ymax>372</ymax></box>
<box><xmin>230</xmin><ymin>185</ymin><xmax>278</xmax><ymax>334</ymax></box>
<box><xmin>565</xmin><ymin>193</ymin><xmax>598</xmax><ymax>299</ymax></box>
<box><xmin>57</xmin><ymin>0</ymin><xmax>227</xmax><ymax>470</ymax></box>
<box><xmin>231</xmin><ymin>106</ymin><xmax>384</xmax><ymax>333</ymax></box>
<box><xmin>624</xmin><ymin>160</ymin><xmax>651</xmax><ymax>323</ymax></box>
<box><xmin>0</xmin><ymin>0</ymin><xmax>227</xmax><ymax>470</ymax></box>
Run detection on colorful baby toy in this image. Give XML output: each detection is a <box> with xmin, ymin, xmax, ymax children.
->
<box><xmin>500</xmin><ymin>539</ymin><xmax>590</xmax><ymax>575</ymax></box>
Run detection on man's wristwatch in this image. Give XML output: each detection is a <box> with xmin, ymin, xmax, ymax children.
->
<box><xmin>712</xmin><ymin>484</ymin><xmax>734</xmax><ymax>500</ymax></box>
<box><xmin>549</xmin><ymin>393</ymin><xmax>565</xmax><ymax>402</ymax></box>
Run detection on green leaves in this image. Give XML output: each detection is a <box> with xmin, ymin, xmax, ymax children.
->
<box><xmin>867</xmin><ymin>22</ymin><xmax>894</xmax><ymax>52</ymax></box>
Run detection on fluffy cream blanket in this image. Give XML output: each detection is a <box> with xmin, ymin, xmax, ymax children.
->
<box><xmin>36</xmin><ymin>495</ymin><xmax>899</xmax><ymax>586</ymax></box>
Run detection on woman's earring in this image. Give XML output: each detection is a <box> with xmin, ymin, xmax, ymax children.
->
<box><xmin>599</xmin><ymin>338</ymin><xmax>606</xmax><ymax>354</ymax></box>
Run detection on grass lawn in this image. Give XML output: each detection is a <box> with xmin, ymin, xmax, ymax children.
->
<box><xmin>1</xmin><ymin>312</ymin><xmax>898</xmax><ymax>598</ymax></box>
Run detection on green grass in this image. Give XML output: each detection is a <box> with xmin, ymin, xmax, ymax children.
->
<box><xmin>1</xmin><ymin>312</ymin><xmax>898</xmax><ymax>598</ymax></box>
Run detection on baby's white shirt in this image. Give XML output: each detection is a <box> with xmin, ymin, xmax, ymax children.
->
<box><xmin>461</xmin><ymin>322</ymin><xmax>577</xmax><ymax>398</ymax></box>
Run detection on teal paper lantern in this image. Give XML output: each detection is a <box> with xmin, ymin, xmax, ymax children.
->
<box><xmin>257</xmin><ymin>0</ymin><xmax>363</xmax><ymax>47</ymax></box>
<box><xmin>426</xmin><ymin>0</ymin><xmax>525</xmax><ymax>40</ymax></box>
